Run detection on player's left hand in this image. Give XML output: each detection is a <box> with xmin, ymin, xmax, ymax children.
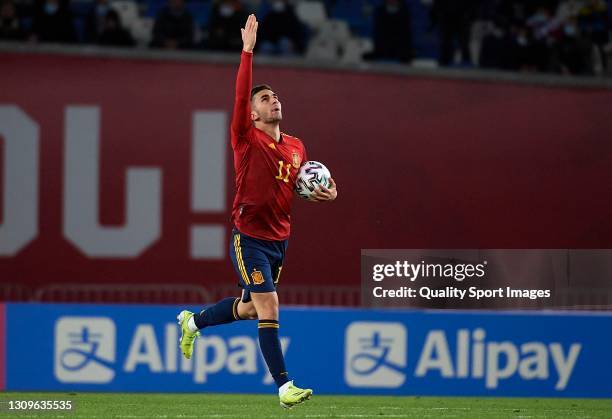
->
<box><xmin>309</xmin><ymin>177</ymin><xmax>337</xmax><ymax>202</ymax></box>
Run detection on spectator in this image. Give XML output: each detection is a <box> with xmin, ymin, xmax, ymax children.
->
<box><xmin>365</xmin><ymin>0</ymin><xmax>412</xmax><ymax>63</ymax></box>
<box><xmin>524</xmin><ymin>5</ymin><xmax>555</xmax><ymax>71</ymax></box>
<box><xmin>577</xmin><ymin>0</ymin><xmax>610</xmax><ymax>70</ymax></box>
<box><xmin>555</xmin><ymin>16</ymin><xmax>594</xmax><ymax>74</ymax></box>
<box><xmin>541</xmin><ymin>0</ymin><xmax>594</xmax><ymax>75</ymax></box>
<box><xmin>478</xmin><ymin>0</ymin><xmax>516</xmax><ymax>69</ymax></box>
<box><xmin>508</xmin><ymin>20</ymin><xmax>541</xmax><ymax>71</ymax></box>
<box><xmin>30</xmin><ymin>0</ymin><xmax>77</xmax><ymax>43</ymax></box>
<box><xmin>430</xmin><ymin>0</ymin><xmax>479</xmax><ymax>66</ymax></box>
<box><xmin>203</xmin><ymin>0</ymin><xmax>247</xmax><ymax>51</ymax></box>
<box><xmin>0</xmin><ymin>0</ymin><xmax>26</xmax><ymax>40</ymax></box>
<box><xmin>151</xmin><ymin>0</ymin><xmax>194</xmax><ymax>50</ymax></box>
<box><xmin>84</xmin><ymin>0</ymin><xmax>111</xmax><ymax>43</ymax></box>
<box><xmin>258</xmin><ymin>0</ymin><xmax>306</xmax><ymax>55</ymax></box>
<box><xmin>478</xmin><ymin>22</ymin><xmax>509</xmax><ymax>69</ymax></box>
<box><xmin>98</xmin><ymin>9</ymin><xmax>134</xmax><ymax>47</ymax></box>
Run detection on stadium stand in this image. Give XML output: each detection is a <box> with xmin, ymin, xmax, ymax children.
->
<box><xmin>1</xmin><ymin>0</ymin><xmax>610</xmax><ymax>75</ymax></box>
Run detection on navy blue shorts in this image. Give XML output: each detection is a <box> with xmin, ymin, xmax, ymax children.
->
<box><xmin>229</xmin><ymin>228</ymin><xmax>288</xmax><ymax>303</ymax></box>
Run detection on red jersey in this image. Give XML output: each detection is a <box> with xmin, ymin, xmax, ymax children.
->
<box><xmin>230</xmin><ymin>51</ymin><xmax>308</xmax><ymax>241</ymax></box>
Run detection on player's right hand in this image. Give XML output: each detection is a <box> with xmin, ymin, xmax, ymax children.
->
<box><xmin>241</xmin><ymin>14</ymin><xmax>258</xmax><ymax>53</ymax></box>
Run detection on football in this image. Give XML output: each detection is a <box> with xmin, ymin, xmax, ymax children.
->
<box><xmin>295</xmin><ymin>161</ymin><xmax>332</xmax><ymax>200</ymax></box>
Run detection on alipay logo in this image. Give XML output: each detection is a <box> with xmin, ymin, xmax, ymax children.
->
<box><xmin>344</xmin><ymin>322</ymin><xmax>406</xmax><ymax>388</ymax></box>
<box><xmin>54</xmin><ymin>317</ymin><xmax>116</xmax><ymax>383</ymax></box>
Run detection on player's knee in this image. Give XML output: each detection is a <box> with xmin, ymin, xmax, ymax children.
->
<box><xmin>253</xmin><ymin>296</ymin><xmax>278</xmax><ymax>319</ymax></box>
<box><xmin>238</xmin><ymin>301</ymin><xmax>258</xmax><ymax>320</ymax></box>
<box><xmin>258</xmin><ymin>306</ymin><xmax>278</xmax><ymax>320</ymax></box>
<box><xmin>250</xmin><ymin>291</ymin><xmax>279</xmax><ymax>319</ymax></box>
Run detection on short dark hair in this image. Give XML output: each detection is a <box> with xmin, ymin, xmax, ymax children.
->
<box><xmin>250</xmin><ymin>84</ymin><xmax>273</xmax><ymax>100</ymax></box>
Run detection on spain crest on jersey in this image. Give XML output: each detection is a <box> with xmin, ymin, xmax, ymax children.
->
<box><xmin>251</xmin><ymin>269</ymin><xmax>265</xmax><ymax>285</ymax></box>
<box><xmin>292</xmin><ymin>151</ymin><xmax>301</xmax><ymax>168</ymax></box>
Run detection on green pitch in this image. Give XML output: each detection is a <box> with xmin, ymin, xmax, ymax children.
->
<box><xmin>1</xmin><ymin>393</ymin><xmax>611</xmax><ymax>418</ymax></box>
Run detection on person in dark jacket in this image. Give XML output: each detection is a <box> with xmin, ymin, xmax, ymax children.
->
<box><xmin>204</xmin><ymin>0</ymin><xmax>248</xmax><ymax>51</ymax></box>
<box><xmin>151</xmin><ymin>0</ymin><xmax>194</xmax><ymax>49</ymax></box>
<box><xmin>258</xmin><ymin>0</ymin><xmax>306</xmax><ymax>55</ymax></box>
<box><xmin>84</xmin><ymin>0</ymin><xmax>111</xmax><ymax>43</ymax></box>
<box><xmin>0</xmin><ymin>0</ymin><xmax>26</xmax><ymax>40</ymax></box>
<box><xmin>431</xmin><ymin>0</ymin><xmax>479</xmax><ymax>66</ymax></box>
<box><xmin>98</xmin><ymin>9</ymin><xmax>134</xmax><ymax>47</ymax></box>
<box><xmin>366</xmin><ymin>0</ymin><xmax>413</xmax><ymax>63</ymax></box>
<box><xmin>30</xmin><ymin>0</ymin><xmax>77</xmax><ymax>43</ymax></box>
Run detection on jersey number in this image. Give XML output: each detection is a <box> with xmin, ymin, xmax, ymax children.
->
<box><xmin>275</xmin><ymin>160</ymin><xmax>292</xmax><ymax>183</ymax></box>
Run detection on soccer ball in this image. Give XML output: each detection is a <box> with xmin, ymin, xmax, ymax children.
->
<box><xmin>295</xmin><ymin>161</ymin><xmax>332</xmax><ymax>200</ymax></box>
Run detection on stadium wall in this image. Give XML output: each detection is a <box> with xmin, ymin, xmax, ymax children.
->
<box><xmin>4</xmin><ymin>303</ymin><xmax>612</xmax><ymax>397</ymax></box>
<box><xmin>2</xmin><ymin>52</ymin><xmax>612</xmax><ymax>297</ymax></box>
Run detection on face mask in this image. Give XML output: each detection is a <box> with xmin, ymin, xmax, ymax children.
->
<box><xmin>219</xmin><ymin>4</ymin><xmax>234</xmax><ymax>17</ymax></box>
<box><xmin>564</xmin><ymin>24</ymin><xmax>577</xmax><ymax>36</ymax></box>
<box><xmin>45</xmin><ymin>3</ymin><xmax>59</xmax><ymax>14</ymax></box>
<box><xmin>272</xmin><ymin>1</ymin><xmax>286</xmax><ymax>12</ymax></box>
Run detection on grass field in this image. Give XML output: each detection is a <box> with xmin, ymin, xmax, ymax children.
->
<box><xmin>1</xmin><ymin>393</ymin><xmax>611</xmax><ymax>418</ymax></box>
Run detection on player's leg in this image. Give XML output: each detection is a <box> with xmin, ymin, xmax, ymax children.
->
<box><xmin>190</xmin><ymin>232</ymin><xmax>262</xmax><ymax>328</ymax></box>
<box><xmin>188</xmin><ymin>232</ymin><xmax>266</xmax><ymax>331</ymax></box>
<box><xmin>177</xmin><ymin>231</ymin><xmax>258</xmax><ymax>359</ymax></box>
<box><xmin>251</xmin><ymin>291</ymin><xmax>312</xmax><ymax>408</ymax></box>
<box><xmin>251</xmin><ymin>291</ymin><xmax>284</xmax><ymax>383</ymax></box>
<box><xmin>250</xmin><ymin>238</ymin><xmax>311</xmax><ymax>408</ymax></box>
<box><xmin>177</xmin><ymin>297</ymin><xmax>257</xmax><ymax>359</ymax></box>
<box><xmin>222</xmin><ymin>232</ymin><xmax>294</xmax><ymax>390</ymax></box>
<box><xmin>257</xmin><ymin>242</ymin><xmax>287</xmax><ymax>387</ymax></box>
<box><xmin>177</xmin><ymin>295</ymin><xmax>244</xmax><ymax>358</ymax></box>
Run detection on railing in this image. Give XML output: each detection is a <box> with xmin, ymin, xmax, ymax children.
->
<box><xmin>2</xmin><ymin>282</ymin><xmax>612</xmax><ymax>310</ymax></box>
<box><xmin>0</xmin><ymin>282</ymin><xmax>362</xmax><ymax>306</ymax></box>
<box><xmin>31</xmin><ymin>283</ymin><xmax>212</xmax><ymax>304</ymax></box>
<box><xmin>1</xmin><ymin>42</ymin><xmax>611</xmax><ymax>90</ymax></box>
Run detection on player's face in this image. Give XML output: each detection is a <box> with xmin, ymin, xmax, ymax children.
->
<box><xmin>251</xmin><ymin>89</ymin><xmax>282</xmax><ymax>123</ymax></box>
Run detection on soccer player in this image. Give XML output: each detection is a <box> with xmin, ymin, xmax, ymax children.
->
<box><xmin>177</xmin><ymin>14</ymin><xmax>337</xmax><ymax>409</ymax></box>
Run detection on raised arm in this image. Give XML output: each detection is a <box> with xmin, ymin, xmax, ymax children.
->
<box><xmin>231</xmin><ymin>15</ymin><xmax>258</xmax><ymax>146</ymax></box>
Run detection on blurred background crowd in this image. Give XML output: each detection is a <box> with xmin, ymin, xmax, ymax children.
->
<box><xmin>1</xmin><ymin>0</ymin><xmax>610</xmax><ymax>75</ymax></box>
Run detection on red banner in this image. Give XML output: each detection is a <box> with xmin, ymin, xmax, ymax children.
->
<box><xmin>1</xmin><ymin>52</ymin><xmax>612</xmax><ymax>296</ymax></box>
